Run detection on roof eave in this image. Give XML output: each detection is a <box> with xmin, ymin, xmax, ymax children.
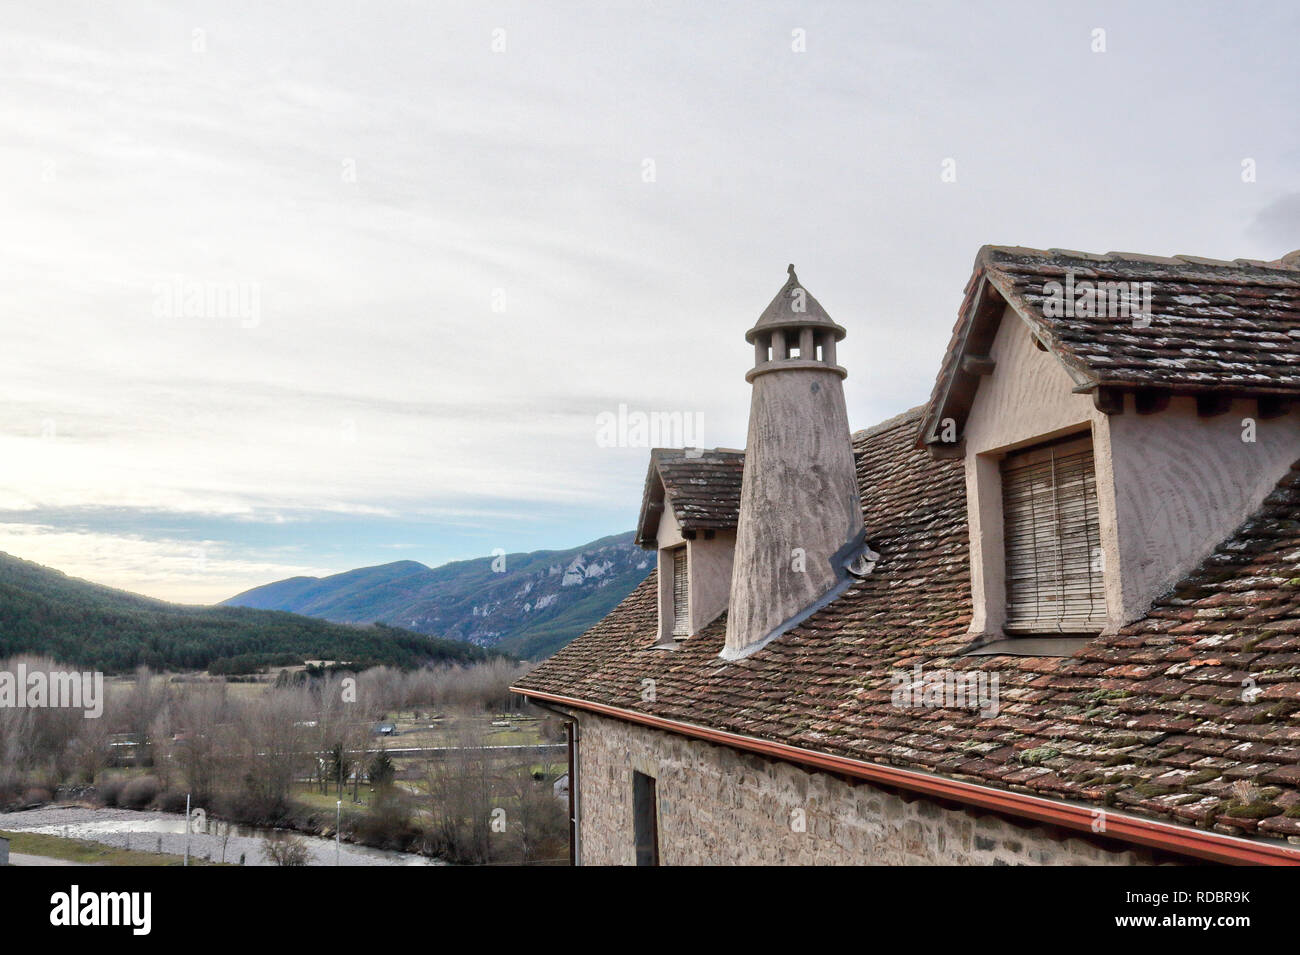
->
<box><xmin>633</xmin><ymin>453</ymin><xmax>668</xmax><ymax>549</ymax></box>
<box><xmin>918</xmin><ymin>252</ymin><xmax>1112</xmax><ymax>451</ymax></box>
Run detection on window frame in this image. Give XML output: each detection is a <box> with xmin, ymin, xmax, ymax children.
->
<box><xmin>632</xmin><ymin>771</ymin><xmax>660</xmax><ymax>866</ymax></box>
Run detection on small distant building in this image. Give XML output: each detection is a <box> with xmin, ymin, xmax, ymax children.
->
<box><xmin>372</xmin><ymin>723</ymin><xmax>398</xmax><ymax>736</ymax></box>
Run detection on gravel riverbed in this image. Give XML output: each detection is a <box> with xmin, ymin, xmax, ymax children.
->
<box><xmin>0</xmin><ymin>806</ymin><xmax>444</xmax><ymax>866</ymax></box>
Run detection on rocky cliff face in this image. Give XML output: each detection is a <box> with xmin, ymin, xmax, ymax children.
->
<box><xmin>224</xmin><ymin>531</ymin><xmax>651</xmax><ymax>659</ymax></box>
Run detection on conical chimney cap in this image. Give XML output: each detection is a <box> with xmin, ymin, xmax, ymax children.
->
<box><xmin>745</xmin><ymin>264</ymin><xmax>846</xmax><ymax>343</ymax></box>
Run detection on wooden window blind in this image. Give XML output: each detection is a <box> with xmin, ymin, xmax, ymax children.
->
<box><xmin>1002</xmin><ymin>436</ymin><xmax>1106</xmax><ymax>633</ymax></box>
<box><xmin>671</xmin><ymin>548</ymin><xmax>690</xmax><ymax>637</ymax></box>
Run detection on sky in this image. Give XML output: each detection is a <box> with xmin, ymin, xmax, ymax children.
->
<box><xmin>1</xmin><ymin>0</ymin><xmax>1298</xmax><ymax>603</ymax></box>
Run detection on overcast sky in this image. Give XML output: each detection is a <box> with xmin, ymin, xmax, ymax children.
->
<box><xmin>1</xmin><ymin>0</ymin><xmax>1297</xmax><ymax>603</ymax></box>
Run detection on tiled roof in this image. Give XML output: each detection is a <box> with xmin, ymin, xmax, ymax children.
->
<box><xmin>634</xmin><ymin>448</ymin><xmax>745</xmax><ymax>547</ymax></box>
<box><xmin>517</xmin><ymin>406</ymin><xmax>1300</xmax><ymax>849</ymax></box>
<box><xmin>921</xmin><ymin>246</ymin><xmax>1300</xmax><ymax>446</ymax></box>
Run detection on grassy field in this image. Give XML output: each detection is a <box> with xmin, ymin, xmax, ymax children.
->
<box><xmin>371</xmin><ymin>712</ymin><xmax>548</xmax><ymax>748</ymax></box>
<box><xmin>293</xmin><ymin>786</ymin><xmax>372</xmax><ymax>811</ymax></box>
<box><xmin>1</xmin><ymin>829</ymin><xmax>226</xmax><ymax>866</ymax></box>
<box><xmin>298</xmin><ymin>711</ymin><xmax>563</xmax><ymax>808</ymax></box>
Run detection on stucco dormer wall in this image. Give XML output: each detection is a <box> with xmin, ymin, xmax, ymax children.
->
<box><xmin>687</xmin><ymin>529</ymin><xmax>736</xmax><ymax>637</ymax></box>
<box><xmin>653</xmin><ymin>505</ymin><xmax>736</xmax><ymax>643</ymax></box>
<box><xmin>1106</xmin><ymin>397</ymin><xmax>1300</xmax><ymax>623</ymax></box>
<box><xmin>962</xmin><ymin>304</ymin><xmax>1116</xmax><ymax>636</ymax></box>
<box><xmin>962</xmin><ymin>303</ymin><xmax>1300</xmax><ymax>637</ymax></box>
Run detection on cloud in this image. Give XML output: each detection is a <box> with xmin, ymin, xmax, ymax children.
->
<box><xmin>1</xmin><ymin>2</ymin><xmax>1298</xmax><ymax>601</ymax></box>
<box><xmin>1248</xmin><ymin>193</ymin><xmax>1300</xmax><ymax>247</ymax></box>
<box><xmin>0</xmin><ymin>523</ymin><xmax>337</xmax><ymax>605</ymax></box>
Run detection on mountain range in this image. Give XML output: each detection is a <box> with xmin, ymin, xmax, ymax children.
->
<box><xmin>0</xmin><ymin>551</ymin><xmax>492</xmax><ymax>673</ymax></box>
<box><xmin>224</xmin><ymin>531</ymin><xmax>652</xmax><ymax>659</ymax></box>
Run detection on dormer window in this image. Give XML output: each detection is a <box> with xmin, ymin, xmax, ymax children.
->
<box><xmin>636</xmin><ymin>448</ymin><xmax>744</xmax><ymax>647</ymax></box>
<box><xmin>1001</xmin><ymin>435</ymin><xmax>1106</xmax><ymax>634</ymax></box>
<box><xmin>671</xmin><ymin>547</ymin><xmax>690</xmax><ymax>637</ymax></box>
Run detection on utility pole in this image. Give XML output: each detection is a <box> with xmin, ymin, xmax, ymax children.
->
<box><xmin>336</xmin><ymin>800</ymin><xmax>341</xmax><ymax>866</ymax></box>
<box><xmin>184</xmin><ymin>793</ymin><xmax>191</xmax><ymax>866</ymax></box>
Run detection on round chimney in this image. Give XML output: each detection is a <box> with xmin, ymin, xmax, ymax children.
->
<box><xmin>724</xmin><ymin>265</ymin><xmax>864</xmax><ymax>660</ymax></box>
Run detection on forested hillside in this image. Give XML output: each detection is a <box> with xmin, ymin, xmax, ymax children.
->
<box><xmin>0</xmin><ymin>552</ymin><xmax>493</xmax><ymax>673</ymax></box>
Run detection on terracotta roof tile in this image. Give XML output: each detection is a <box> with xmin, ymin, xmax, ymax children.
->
<box><xmin>634</xmin><ymin>448</ymin><xmax>745</xmax><ymax>546</ymax></box>
<box><xmin>985</xmin><ymin>246</ymin><xmax>1300</xmax><ymax>395</ymax></box>
<box><xmin>656</xmin><ymin>450</ymin><xmax>744</xmax><ymax>532</ymax></box>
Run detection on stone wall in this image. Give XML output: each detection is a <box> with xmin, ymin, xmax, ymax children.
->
<box><xmin>576</xmin><ymin>712</ymin><xmax>1156</xmax><ymax>865</ymax></box>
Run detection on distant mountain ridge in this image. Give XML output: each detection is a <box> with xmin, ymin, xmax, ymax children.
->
<box><xmin>0</xmin><ymin>551</ymin><xmax>493</xmax><ymax>673</ymax></box>
<box><xmin>224</xmin><ymin>531</ymin><xmax>652</xmax><ymax>659</ymax></box>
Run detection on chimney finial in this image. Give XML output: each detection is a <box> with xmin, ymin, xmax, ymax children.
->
<box><xmin>744</xmin><ymin>265</ymin><xmax>847</xmax><ymax>377</ymax></box>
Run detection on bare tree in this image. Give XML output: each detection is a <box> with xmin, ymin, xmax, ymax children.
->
<box><xmin>234</xmin><ymin>686</ymin><xmax>312</xmax><ymax>817</ymax></box>
<box><xmin>172</xmin><ymin>682</ymin><xmax>231</xmax><ymax>806</ymax></box>
<box><xmin>503</xmin><ymin>756</ymin><xmax>568</xmax><ymax>863</ymax></box>
<box><xmin>68</xmin><ymin>715</ymin><xmax>111</xmax><ymax>785</ymax></box>
<box><xmin>262</xmin><ymin>832</ymin><xmax>310</xmax><ymax>866</ymax></box>
<box><xmin>423</xmin><ymin>711</ymin><xmax>497</xmax><ymax>863</ymax></box>
<box><xmin>114</xmin><ymin>666</ymin><xmax>170</xmax><ymax>767</ymax></box>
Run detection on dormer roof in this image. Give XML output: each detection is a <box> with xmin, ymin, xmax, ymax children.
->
<box><xmin>634</xmin><ymin>448</ymin><xmax>745</xmax><ymax>548</ymax></box>
<box><xmin>919</xmin><ymin>245</ymin><xmax>1300</xmax><ymax>448</ymax></box>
